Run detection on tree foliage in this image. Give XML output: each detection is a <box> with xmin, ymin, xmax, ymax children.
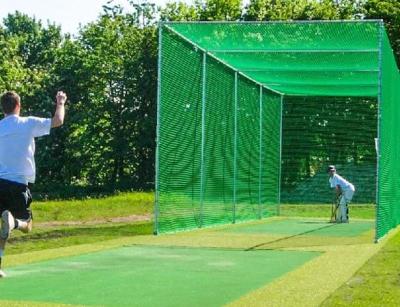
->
<box><xmin>0</xmin><ymin>0</ymin><xmax>398</xmax><ymax>198</ymax></box>
<box><xmin>364</xmin><ymin>0</ymin><xmax>400</xmax><ymax>65</ymax></box>
<box><xmin>244</xmin><ymin>0</ymin><xmax>364</xmax><ymax>21</ymax></box>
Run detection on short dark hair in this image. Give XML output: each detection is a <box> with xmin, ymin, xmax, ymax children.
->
<box><xmin>1</xmin><ymin>91</ymin><xmax>20</xmax><ymax>114</ymax></box>
<box><xmin>327</xmin><ymin>165</ymin><xmax>336</xmax><ymax>173</ymax></box>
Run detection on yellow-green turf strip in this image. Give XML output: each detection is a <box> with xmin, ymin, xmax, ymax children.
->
<box><xmin>227</xmin><ymin>227</ymin><xmax>400</xmax><ymax>307</ymax></box>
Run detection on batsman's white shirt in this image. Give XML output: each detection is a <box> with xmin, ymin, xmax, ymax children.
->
<box><xmin>0</xmin><ymin>115</ymin><xmax>51</xmax><ymax>185</ymax></box>
<box><xmin>329</xmin><ymin>173</ymin><xmax>355</xmax><ymax>192</ymax></box>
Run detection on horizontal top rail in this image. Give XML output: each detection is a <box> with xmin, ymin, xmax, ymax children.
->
<box><xmin>210</xmin><ymin>49</ymin><xmax>379</xmax><ymax>53</ymax></box>
<box><xmin>161</xmin><ymin>20</ymin><xmax>383</xmax><ymax>25</ymax></box>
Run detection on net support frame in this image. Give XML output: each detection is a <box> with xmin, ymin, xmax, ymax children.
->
<box><xmin>154</xmin><ymin>24</ymin><xmax>163</xmax><ymax>235</ymax></box>
<box><xmin>258</xmin><ymin>85</ymin><xmax>263</xmax><ymax>219</ymax></box>
<box><xmin>157</xmin><ymin>21</ymin><xmax>390</xmax><ymax>233</ymax></box>
<box><xmin>375</xmin><ymin>20</ymin><xmax>384</xmax><ymax>243</ymax></box>
<box><xmin>157</xmin><ymin>24</ymin><xmax>284</xmax><ymax>231</ymax></box>
<box><xmin>162</xmin><ymin>20</ymin><xmax>383</xmax><ymax>25</ymax></box>
<box><xmin>233</xmin><ymin>71</ymin><xmax>238</xmax><ymax>224</ymax></box>
<box><xmin>155</xmin><ymin>20</ymin><xmax>400</xmax><ymax>238</ymax></box>
<box><xmin>240</xmin><ymin>68</ymin><xmax>379</xmax><ymax>73</ymax></box>
<box><xmin>209</xmin><ymin>49</ymin><xmax>379</xmax><ymax>53</ymax></box>
<box><xmin>200</xmin><ymin>51</ymin><xmax>207</xmax><ymax>228</ymax></box>
<box><xmin>278</xmin><ymin>94</ymin><xmax>284</xmax><ymax>216</ymax></box>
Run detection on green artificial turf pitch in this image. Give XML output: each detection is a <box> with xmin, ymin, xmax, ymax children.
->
<box><xmin>0</xmin><ymin>245</ymin><xmax>319</xmax><ymax>306</ymax></box>
<box><xmin>225</xmin><ymin>219</ymin><xmax>374</xmax><ymax>237</ymax></box>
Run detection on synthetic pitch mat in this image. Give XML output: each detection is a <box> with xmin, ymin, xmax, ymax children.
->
<box><xmin>0</xmin><ymin>245</ymin><xmax>319</xmax><ymax>307</ymax></box>
<box><xmin>224</xmin><ymin>219</ymin><xmax>374</xmax><ymax>237</ymax></box>
<box><xmin>0</xmin><ymin>217</ymin><xmax>393</xmax><ymax>307</ymax></box>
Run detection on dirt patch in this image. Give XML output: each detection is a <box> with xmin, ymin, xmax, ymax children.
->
<box><xmin>36</xmin><ymin>214</ymin><xmax>152</xmax><ymax>228</ymax></box>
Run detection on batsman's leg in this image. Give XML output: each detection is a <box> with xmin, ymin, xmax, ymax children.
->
<box><xmin>337</xmin><ymin>195</ymin><xmax>350</xmax><ymax>223</ymax></box>
<box><xmin>330</xmin><ymin>197</ymin><xmax>336</xmax><ymax>222</ymax></box>
<box><xmin>336</xmin><ymin>195</ymin><xmax>346</xmax><ymax>223</ymax></box>
<box><xmin>342</xmin><ymin>189</ymin><xmax>354</xmax><ymax>223</ymax></box>
<box><xmin>0</xmin><ymin>237</ymin><xmax>6</xmax><ymax>278</ymax></box>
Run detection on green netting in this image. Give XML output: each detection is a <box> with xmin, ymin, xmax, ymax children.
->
<box><xmin>377</xmin><ymin>32</ymin><xmax>400</xmax><ymax>240</ymax></box>
<box><xmin>281</xmin><ymin>96</ymin><xmax>377</xmax><ymax>204</ymax></box>
<box><xmin>156</xmin><ymin>27</ymin><xmax>281</xmax><ymax>233</ymax></box>
<box><xmin>168</xmin><ymin>22</ymin><xmax>380</xmax><ymax>97</ymax></box>
<box><xmin>235</xmin><ymin>76</ymin><xmax>261</xmax><ymax>222</ymax></box>
<box><xmin>261</xmin><ymin>92</ymin><xmax>281</xmax><ymax>216</ymax></box>
<box><xmin>156</xmin><ymin>29</ymin><xmax>203</xmax><ymax>232</ymax></box>
<box><xmin>156</xmin><ymin>21</ymin><xmax>400</xmax><ymax>240</ymax></box>
<box><xmin>202</xmin><ymin>55</ymin><xmax>235</xmax><ymax>227</ymax></box>
<box><xmin>169</xmin><ymin>22</ymin><xmax>379</xmax><ymax>51</ymax></box>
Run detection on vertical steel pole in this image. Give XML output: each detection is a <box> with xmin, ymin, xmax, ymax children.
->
<box><xmin>154</xmin><ymin>23</ymin><xmax>163</xmax><ymax>235</ymax></box>
<box><xmin>233</xmin><ymin>71</ymin><xmax>238</xmax><ymax>224</ymax></box>
<box><xmin>200</xmin><ymin>52</ymin><xmax>207</xmax><ymax>228</ymax></box>
<box><xmin>278</xmin><ymin>94</ymin><xmax>284</xmax><ymax>216</ymax></box>
<box><xmin>259</xmin><ymin>85</ymin><xmax>263</xmax><ymax>219</ymax></box>
<box><xmin>375</xmin><ymin>20</ymin><xmax>384</xmax><ymax>243</ymax></box>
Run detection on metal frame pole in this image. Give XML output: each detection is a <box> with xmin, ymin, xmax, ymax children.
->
<box><xmin>154</xmin><ymin>23</ymin><xmax>163</xmax><ymax>235</ymax></box>
<box><xmin>233</xmin><ymin>71</ymin><xmax>238</xmax><ymax>224</ymax></box>
<box><xmin>259</xmin><ymin>85</ymin><xmax>263</xmax><ymax>219</ymax></box>
<box><xmin>163</xmin><ymin>20</ymin><xmax>383</xmax><ymax>25</ymax></box>
<box><xmin>278</xmin><ymin>94</ymin><xmax>284</xmax><ymax>216</ymax></box>
<box><xmin>375</xmin><ymin>20</ymin><xmax>384</xmax><ymax>242</ymax></box>
<box><xmin>200</xmin><ymin>52</ymin><xmax>207</xmax><ymax>228</ymax></box>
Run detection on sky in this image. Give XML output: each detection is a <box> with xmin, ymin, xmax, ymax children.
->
<box><xmin>0</xmin><ymin>0</ymin><xmax>179</xmax><ymax>35</ymax></box>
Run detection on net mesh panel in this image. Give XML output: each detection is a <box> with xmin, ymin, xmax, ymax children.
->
<box><xmin>169</xmin><ymin>22</ymin><xmax>380</xmax><ymax>97</ymax></box>
<box><xmin>202</xmin><ymin>56</ymin><xmax>235</xmax><ymax>227</ymax></box>
<box><xmin>235</xmin><ymin>76</ymin><xmax>261</xmax><ymax>222</ymax></box>
<box><xmin>157</xmin><ymin>21</ymin><xmax>400</xmax><ymax>239</ymax></box>
<box><xmin>261</xmin><ymin>92</ymin><xmax>281</xmax><ymax>216</ymax></box>
<box><xmin>281</xmin><ymin>96</ymin><xmax>377</xmax><ymax>204</ymax></box>
<box><xmin>157</xmin><ymin>27</ymin><xmax>280</xmax><ymax>233</ymax></box>
<box><xmin>157</xmin><ymin>30</ymin><xmax>203</xmax><ymax>233</ymax></box>
<box><xmin>378</xmin><ymin>32</ymin><xmax>400</xmax><ymax>239</ymax></box>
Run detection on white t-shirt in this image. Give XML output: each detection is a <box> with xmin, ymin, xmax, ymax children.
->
<box><xmin>329</xmin><ymin>173</ymin><xmax>355</xmax><ymax>192</ymax></box>
<box><xmin>0</xmin><ymin>115</ymin><xmax>52</xmax><ymax>184</ymax></box>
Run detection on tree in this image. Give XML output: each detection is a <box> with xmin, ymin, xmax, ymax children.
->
<box><xmin>363</xmin><ymin>0</ymin><xmax>400</xmax><ymax>65</ymax></box>
<box><xmin>244</xmin><ymin>0</ymin><xmax>362</xmax><ymax>21</ymax></box>
<box><xmin>52</xmin><ymin>3</ymin><xmax>158</xmax><ymax>191</ymax></box>
<box><xmin>199</xmin><ymin>0</ymin><xmax>243</xmax><ymax>20</ymax></box>
<box><xmin>0</xmin><ymin>13</ymin><xmax>67</xmax><ymax>195</ymax></box>
<box><xmin>160</xmin><ymin>2</ymin><xmax>199</xmax><ymax>21</ymax></box>
<box><xmin>161</xmin><ymin>0</ymin><xmax>243</xmax><ymax>21</ymax></box>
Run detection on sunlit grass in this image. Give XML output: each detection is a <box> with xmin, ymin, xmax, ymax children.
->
<box><xmin>32</xmin><ymin>192</ymin><xmax>154</xmax><ymax>222</ymax></box>
<box><xmin>321</xmin><ymin>228</ymin><xmax>400</xmax><ymax>306</ymax></box>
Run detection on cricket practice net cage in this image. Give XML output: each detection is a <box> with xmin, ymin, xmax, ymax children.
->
<box><xmin>155</xmin><ymin>21</ymin><xmax>400</xmax><ymax>241</ymax></box>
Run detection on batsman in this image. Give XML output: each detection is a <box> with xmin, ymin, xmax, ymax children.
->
<box><xmin>327</xmin><ymin>165</ymin><xmax>355</xmax><ymax>223</ymax></box>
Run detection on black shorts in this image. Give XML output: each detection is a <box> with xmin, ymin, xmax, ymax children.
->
<box><xmin>0</xmin><ymin>179</ymin><xmax>32</xmax><ymax>220</ymax></box>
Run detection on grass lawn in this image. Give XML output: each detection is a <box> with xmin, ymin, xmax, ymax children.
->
<box><xmin>6</xmin><ymin>192</ymin><xmax>154</xmax><ymax>255</ymax></box>
<box><xmin>321</xmin><ymin>227</ymin><xmax>400</xmax><ymax>306</ymax></box>
<box><xmin>2</xmin><ymin>192</ymin><xmax>398</xmax><ymax>306</ymax></box>
<box><xmin>32</xmin><ymin>192</ymin><xmax>153</xmax><ymax>222</ymax></box>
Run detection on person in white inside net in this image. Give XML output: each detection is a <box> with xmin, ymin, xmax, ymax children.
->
<box><xmin>327</xmin><ymin>165</ymin><xmax>355</xmax><ymax>223</ymax></box>
<box><xmin>0</xmin><ymin>90</ymin><xmax>67</xmax><ymax>278</ymax></box>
